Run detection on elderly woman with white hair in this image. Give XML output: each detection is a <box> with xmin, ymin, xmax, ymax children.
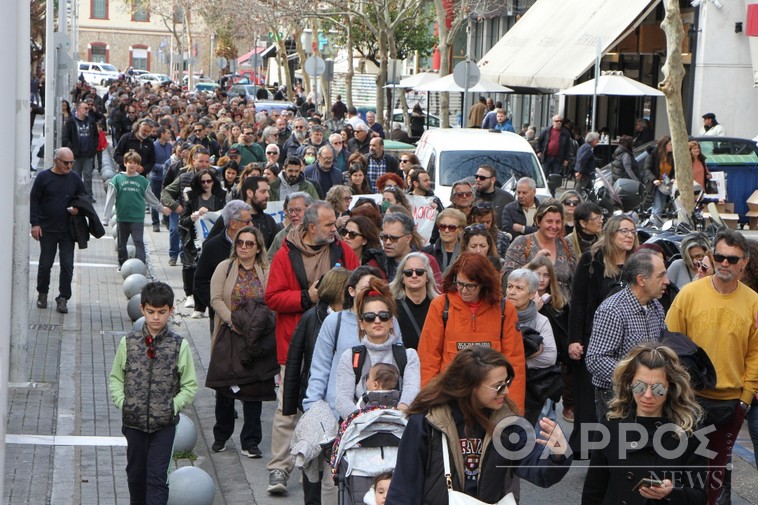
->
<box><xmin>389</xmin><ymin>252</ymin><xmax>441</xmax><ymax>350</ymax></box>
<box><xmin>506</xmin><ymin>268</ymin><xmax>558</xmax><ymax>425</ymax></box>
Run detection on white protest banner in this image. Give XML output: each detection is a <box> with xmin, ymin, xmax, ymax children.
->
<box><xmin>265</xmin><ymin>201</ymin><xmax>287</xmax><ymax>226</ymax></box>
<box><xmin>348</xmin><ymin>194</ymin><xmax>438</xmax><ymax>245</ymax></box>
<box><xmin>193</xmin><ymin>211</ymin><xmax>221</xmax><ymax>249</ymax></box>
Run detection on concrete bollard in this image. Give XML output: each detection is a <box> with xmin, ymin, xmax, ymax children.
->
<box><xmin>123</xmin><ymin>273</ymin><xmax>148</xmax><ymax>300</ymax></box>
<box><xmin>166</xmin><ymin>467</ymin><xmax>215</xmax><ymax>505</ymax></box>
<box><xmin>173</xmin><ymin>414</ymin><xmax>198</xmax><ymax>453</ymax></box>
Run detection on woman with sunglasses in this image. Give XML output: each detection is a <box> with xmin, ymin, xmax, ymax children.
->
<box><xmin>558</xmin><ymin>190</ymin><xmax>583</xmax><ymax>235</ymax></box>
<box><xmin>567</xmin><ymin>214</ymin><xmax>638</xmax><ymax>455</ymax></box>
<box><xmin>417</xmin><ymin>252</ymin><xmax>526</xmax><ymax>411</ymax></box>
<box><xmin>334</xmin><ymin>279</ymin><xmax>421</xmax><ymax>419</ymax></box>
<box><xmin>503</xmin><ymin>200</ymin><xmax>577</xmax><ymax>301</ymax></box>
<box><xmin>422</xmin><ymin>208</ymin><xmax>466</xmax><ymax>274</ymax></box>
<box><xmin>398</xmin><ymin>153</ymin><xmax>420</xmax><ymax>185</ymax></box>
<box><xmin>387</xmin><ymin>346</ymin><xmax>570</xmax><ymax>505</ymax></box>
<box><xmin>207</xmin><ymin>226</ymin><xmax>276</xmax><ymax>458</ymax></box>
<box><xmin>390</xmin><ymin>252</ymin><xmax>440</xmax><ymax>350</ymax></box>
<box><xmin>180</xmin><ymin>169</ymin><xmax>227</xmax><ymax>319</ymax></box>
<box><xmin>582</xmin><ymin>343</ymin><xmax>706</xmax><ymax>505</ymax></box>
<box><xmin>341</xmin><ymin>215</ymin><xmax>381</xmax><ymax>264</ymax></box>
<box><xmin>469</xmin><ymin>202</ymin><xmax>510</xmax><ymax>258</ymax></box>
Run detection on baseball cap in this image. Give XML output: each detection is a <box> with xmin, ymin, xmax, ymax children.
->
<box><xmin>227</xmin><ymin>148</ymin><xmax>241</xmax><ymax>156</ymax></box>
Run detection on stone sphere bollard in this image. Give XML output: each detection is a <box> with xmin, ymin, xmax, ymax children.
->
<box><xmin>173</xmin><ymin>414</ymin><xmax>198</xmax><ymax>453</ymax></box>
<box><xmin>120</xmin><ymin>258</ymin><xmax>148</xmax><ymax>280</ymax></box>
<box><xmin>111</xmin><ymin>226</ymin><xmax>118</xmax><ymax>241</ymax></box>
<box><xmin>167</xmin><ymin>467</ymin><xmax>215</xmax><ymax>505</ymax></box>
<box><xmin>133</xmin><ymin>316</ymin><xmax>145</xmax><ymax>332</ymax></box>
<box><xmin>109</xmin><ymin>216</ymin><xmax>117</xmax><ymax>228</ymax></box>
<box><xmin>126</xmin><ymin>294</ymin><xmax>142</xmax><ymax>322</ymax></box>
<box><xmin>123</xmin><ymin>273</ymin><xmax>149</xmax><ymax>300</ymax></box>
<box><xmin>126</xmin><ymin>244</ymin><xmax>136</xmax><ymax>259</ymax></box>
<box><xmin>101</xmin><ymin>169</ymin><xmax>115</xmax><ymax>181</ymax></box>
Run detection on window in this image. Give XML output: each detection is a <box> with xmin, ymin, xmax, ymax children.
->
<box><xmin>91</xmin><ymin>45</ymin><xmax>107</xmax><ymax>63</ymax></box>
<box><xmin>131</xmin><ymin>47</ymin><xmax>149</xmax><ymax>70</ymax></box>
<box><xmin>132</xmin><ymin>0</ymin><xmax>149</xmax><ymax>21</ymax></box>
<box><xmin>91</xmin><ymin>0</ymin><xmax>108</xmax><ymax>19</ymax></box>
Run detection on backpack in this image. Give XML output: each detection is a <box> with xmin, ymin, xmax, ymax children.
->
<box><xmin>351</xmin><ymin>343</ymin><xmax>408</xmax><ymax>387</ymax></box>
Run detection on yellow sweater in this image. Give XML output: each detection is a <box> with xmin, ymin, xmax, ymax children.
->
<box><xmin>666</xmin><ymin>276</ymin><xmax>758</xmax><ymax>404</ymax></box>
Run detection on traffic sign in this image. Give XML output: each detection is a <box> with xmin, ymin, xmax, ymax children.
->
<box><xmin>216</xmin><ymin>57</ymin><xmax>227</xmax><ymax>69</ymax></box>
<box><xmin>453</xmin><ymin>61</ymin><xmax>481</xmax><ymax>90</ymax></box>
<box><xmin>304</xmin><ymin>55</ymin><xmax>326</xmax><ymax>76</ymax></box>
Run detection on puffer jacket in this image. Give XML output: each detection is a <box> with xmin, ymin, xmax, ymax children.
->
<box><xmin>611</xmin><ymin>145</ymin><xmax>641</xmax><ymax>182</ymax></box>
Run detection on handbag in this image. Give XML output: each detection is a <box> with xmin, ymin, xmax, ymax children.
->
<box><xmin>441</xmin><ymin>435</ymin><xmax>516</xmax><ymax>505</ymax></box>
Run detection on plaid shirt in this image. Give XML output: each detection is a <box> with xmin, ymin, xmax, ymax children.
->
<box><xmin>366</xmin><ymin>156</ymin><xmax>387</xmax><ymax>192</ymax></box>
<box><xmin>586</xmin><ymin>287</ymin><xmax>666</xmax><ymax>389</ymax></box>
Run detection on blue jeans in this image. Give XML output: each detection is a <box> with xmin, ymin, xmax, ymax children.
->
<box><xmin>542</xmin><ymin>156</ymin><xmax>563</xmax><ymax>177</ymax></box>
<box><xmin>748</xmin><ymin>396</ymin><xmax>758</xmax><ymax>467</ymax></box>
<box><xmin>168</xmin><ymin>212</ymin><xmax>181</xmax><ymax>260</ymax></box>
<box><xmin>36</xmin><ymin>231</ymin><xmax>75</xmax><ymax>299</ymax></box>
<box><xmin>652</xmin><ymin>188</ymin><xmax>669</xmax><ymax>216</ymax></box>
<box><xmin>149</xmin><ymin>178</ymin><xmax>162</xmax><ymax>226</ymax></box>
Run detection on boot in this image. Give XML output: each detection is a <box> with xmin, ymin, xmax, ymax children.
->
<box><xmin>36</xmin><ymin>293</ymin><xmax>47</xmax><ymax>309</ymax></box>
<box><xmin>715</xmin><ymin>469</ymin><xmax>731</xmax><ymax>505</ymax></box>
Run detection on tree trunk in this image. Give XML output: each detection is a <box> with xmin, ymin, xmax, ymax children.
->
<box><xmin>345</xmin><ymin>15</ymin><xmax>355</xmax><ymax>108</ymax></box>
<box><xmin>184</xmin><ymin>9</ymin><xmax>193</xmax><ymax>91</ymax></box>
<box><xmin>375</xmin><ymin>30</ymin><xmax>388</xmax><ymax>128</ymax></box>
<box><xmin>433</xmin><ymin>0</ymin><xmax>451</xmax><ymax>127</ymax></box>
<box><xmin>294</xmin><ymin>30</ymin><xmax>311</xmax><ymax>97</ymax></box>
<box><xmin>660</xmin><ymin>0</ymin><xmax>693</xmax><ymax>211</ymax></box>
<box><xmin>275</xmin><ymin>37</ymin><xmax>292</xmax><ymax>99</ymax></box>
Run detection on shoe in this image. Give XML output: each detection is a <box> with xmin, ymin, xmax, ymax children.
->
<box><xmin>190</xmin><ymin>310</ymin><xmax>204</xmax><ymax>319</ymax></box>
<box><xmin>36</xmin><ymin>293</ymin><xmax>47</xmax><ymax>309</ymax></box>
<box><xmin>168</xmin><ymin>257</ymin><xmax>177</xmax><ymax>266</ymax></box>
<box><xmin>267</xmin><ymin>469</ymin><xmax>288</xmax><ymax>495</ymax></box>
<box><xmin>561</xmin><ymin>407</ymin><xmax>574</xmax><ymax>423</ymax></box>
<box><xmin>152</xmin><ymin>224</ymin><xmax>160</xmax><ymax>232</ymax></box>
<box><xmin>240</xmin><ymin>446</ymin><xmax>262</xmax><ymax>459</ymax></box>
<box><xmin>211</xmin><ymin>441</ymin><xmax>226</xmax><ymax>453</ymax></box>
<box><xmin>55</xmin><ymin>296</ymin><xmax>68</xmax><ymax>314</ymax></box>
<box><xmin>184</xmin><ymin>295</ymin><xmax>195</xmax><ymax>308</ymax></box>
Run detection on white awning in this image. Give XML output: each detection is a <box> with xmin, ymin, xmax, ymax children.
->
<box><xmin>478</xmin><ymin>0</ymin><xmax>660</xmax><ymax>90</ymax></box>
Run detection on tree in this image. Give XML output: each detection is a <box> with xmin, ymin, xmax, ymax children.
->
<box><xmin>30</xmin><ymin>0</ymin><xmax>48</xmax><ymax>75</ymax></box>
<box><xmin>659</xmin><ymin>0</ymin><xmax>694</xmax><ymax>211</ymax></box>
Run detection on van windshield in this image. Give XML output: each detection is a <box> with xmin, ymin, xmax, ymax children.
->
<box><xmin>438</xmin><ymin>151</ymin><xmax>545</xmax><ymax>188</ymax></box>
<box><xmin>100</xmin><ymin>64</ymin><xmax>118</xmax><ymax>72</ymax></box>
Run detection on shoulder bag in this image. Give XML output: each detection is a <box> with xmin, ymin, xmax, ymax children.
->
<box><xmin>441</xmin><ymin>435</ymin><xmax>516</xmax><ymax>505</ymax></box>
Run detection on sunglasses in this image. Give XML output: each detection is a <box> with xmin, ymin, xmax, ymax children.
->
<box><xmin>361</xmin><ymin>311</ymin><xmax>392</xmax><ymax>323</ymax></box>
<box><xmin>266</xmin><ymin>151</ymin><xmax>278</xmax><ymax>155</ymax></box>
<box><xmin>483</xmin><ymin>377</ymin><xmax>514</xmax><ymax>395</ymax></box>
<box><xmin>403</xmin><ymin>268</ymin><xmax>426</xmax><ymax>278</ymax></box>
<box><xmin>452</xmin><ymin>191</ymin><xmax>473</xmax><ymax>198</ymax></box>
<box><xmin>200</xmin><ymin>179</ymin><xmax>214</xmax><ymax>184</ymax></box>
<box><xmin>631</xmin><ymin>380</ymin><xmax>668</xmax><ymax>397</ymax></box>
<box><xmin>438</xmin><ymin>224</ymin><xmax>459</xmax><ymax>232</ymax></box>
<box><xmin>563</xmin><ymin>200</ymin><xmax>580</xmax><ymax>207</ymax></box>
<box><xmin>473</xmin><ymin>202</ymin><xmax>493</xmax><ymax>210</ymax></box>
<box><xmin>340</xmin><ymin>229</ymin><xmax>363</xmax><ymax>240</ymax></box>
<box><xmin>464</xmin><ymin>224</ymin><xmax>487</xmax><ymax>235</ymax></box>
<box><xmin>455</xmin><ymin>279</ymin><xmax>480</xmax><ymax>291</ymax></box>
<box><xmin>399</xmin><ymin>159</ymin><xmax>410</xmax><ymax>163</ymax></box>
<box><xmin>57</xmin><ymin>159</ymin><xmax>75</xmax><ymax>166</ymax></box>
<box><xmin>236</xmin><ymin>239</ymin><xmax>257</xmax><ymax>248</ymax></box>
<box><xmin>380</xmin><ymin>233</ymin><xmax>408</xmax><ymax>243</ymax></box>
<box><xmin>144</xmin><ymin>335</ymin><xmax>156</xmax><ymax>359</ymax></box>
<box><xmin>474</xmin><ymin>174</ymin><xmax>492</xmax><ymax>180</ymax></box>
<box><xmin>713</xmin><ymin>253</ymin><xmax>744</xmax><ymax>265</ymax></box>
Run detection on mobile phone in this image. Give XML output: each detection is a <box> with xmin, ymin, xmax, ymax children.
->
<box><xmin>633</xmin><ymin>478</ymin><xmax>663</xmax><ymax>491</ymax></box>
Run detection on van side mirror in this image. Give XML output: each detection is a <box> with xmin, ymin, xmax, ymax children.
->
<box><xmin>547</xmin><ymin>174</ymin><xmax>562</xmax><ymax>197</ymax></box>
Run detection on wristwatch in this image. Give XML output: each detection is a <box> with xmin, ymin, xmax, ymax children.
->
<box><xmin>739</xmin><ymin>401</ymin><xmax>751</xmax><ymax>413</ymax></box>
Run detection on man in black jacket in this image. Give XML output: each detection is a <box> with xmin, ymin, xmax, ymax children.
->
<box><xmin>113</xmin><ymin>119</ymin><xmax>156</xmax><ymax>175</ymax></box>
<box><xmin>62</xmin><ymin>102</ymin><xmax>99</xmax><ymax>201</ymax></box>
<box><xmin>536</xmin><ymin>116</ymin><xmax>572</xmax><ymax>177</ymax></box>
<box><xmin>194</xmin><ymin>200</ymin><xmax>253</xmax><ymax>333</ymax></box>
<box><xmin>473</xmin><ymin>164</ymin><xmax>514</xmax><ymax>229</ymax></box>
<box><xmin>501</xmin><ymin>177</ymin><xmax>540</xmax><ymax>239</ymax></box>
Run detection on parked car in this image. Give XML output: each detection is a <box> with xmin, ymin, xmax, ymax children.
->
<box><xmin>77</xmin><ymin>61</ymin><xmax>120</xmax><ymax>86</ymax></box>
<box><xmin>138</xmin><ymin>73</ymin><xmax>172</xmax><ymax>87</ymax></box>
<box><xmin>228</xmin><ymin>84</ymin><xmax>272</xmax><ymax>101</ymax></box>
<box><xmin>391</xmin><ymin>109</ymin><xmax>442</xmax><ymax>130</ymax></box>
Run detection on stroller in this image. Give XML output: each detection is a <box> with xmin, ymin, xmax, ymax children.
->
<box><xmin>329</xmin><ymin>404</ymin><xmax>407</xmax><ymax>505</ymax></box>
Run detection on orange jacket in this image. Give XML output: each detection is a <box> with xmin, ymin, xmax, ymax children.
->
<box><xmin>418</xmin><ymin>292</ymin><xmax>526</xmax><ymax>413</ymax></box>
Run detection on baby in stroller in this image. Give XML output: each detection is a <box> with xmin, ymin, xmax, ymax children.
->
<box><xmin>357</xmin><ymin>363</ymin><xmax>401</xmax><ymax>411</ymax></box>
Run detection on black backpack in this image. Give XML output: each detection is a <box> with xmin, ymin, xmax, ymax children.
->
<box><xmin>351</xmin><ymin>343</ymin><xmax>408</xmax><ymax>387</ymax></box>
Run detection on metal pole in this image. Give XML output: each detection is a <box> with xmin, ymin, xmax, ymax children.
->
<box><xmin>209</xmin><ymin>33</ymin><xmax>215</xmax><ymax>81</ymax></box>
<box><xmin>592</xmin><ymin>38</ymin><xmax>601</xmax><ymax>131</ymax></box>
<box><xmin>462</xmin><ymin>16</ymin><xmax>472</xmax><ymax>128</ymax></box>
<box><xmin>43</xmin><ymin>0</ymin><xmax>56</xmax><ymax>170</ymax></box>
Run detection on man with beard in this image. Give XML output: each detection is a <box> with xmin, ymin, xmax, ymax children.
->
<box><xmin>296</xmin><ymin>125</ymin><xmax>328</xmax><ymax>158</ymax></box>
<box><xmin>304</xmin><ymin>146</ymin><xmax>341</xmax><ymax>198</ymax></box>
<box><xmin>409</xmin><ymin>169</ymin><xmax>443</xmax><ymax>210</ymax></box>
<box><xmin>283</xmin><ymin>117</ymin><xmax>308</xmax><ymax>159</ymax></box>
<box><xmin>62</xmin><ymin>101</ymin><xmax>99</xmax><ymax>201</ymax></box>
<box><xmin>329</xmin><ymin>133</ymin><xmax>350</xmax><ymax>173</ymax></box>
<box><xmin>269</xmin><ymin>157</ymin><xmax>320</xmax><ymax>202</ymax></box>
<box><xmin>264</xmin><ymin>201</ymin><xmax>359</xmax><ymax>495</ymax></box>
<box><xmin>267</xmin><ymin>192</ymin><xmax>314</xmax><ymax>259</ymax></box>
<box><xmin>113</xmin><ymin>119</ymin><xmax>156</xmax><ymax>175</ymax></box>
<box><xmin>232</xmin><ymin>125</ymin><xmax>265</xmax><ymax>166</ymax></box>
<box><xmin>365</xmin><ymin>137</ymin><xmax>399</xmax><ymax>192</ymax></box>
<box><xmin>348</xmin><ymin>123</ymin><xmax>371</xmax><ymax>155</ymax></box>
<box><xmin>473</xmin><ymin>164</ymin><xmax>513</xmax><ymax>229</ymax></box>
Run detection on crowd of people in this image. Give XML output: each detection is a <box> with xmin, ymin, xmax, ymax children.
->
<box><xmin>31</xmin><ymin>78</ymin><xmax>758</xmax><ymax>505</ymax></box>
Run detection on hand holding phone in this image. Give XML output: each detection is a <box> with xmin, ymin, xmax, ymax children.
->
<box><xmin>633</xmin><ymin>478</ymin><xmax>664</xmax><ymax>492</ymax></box>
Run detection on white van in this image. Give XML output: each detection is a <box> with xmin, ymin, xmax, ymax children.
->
<box><xmin>78</xmin><ymin>61</ymin><xmax>120</xmax><ymax>86</ymax></box>
<box><xmin>414</xmin><ymin>129</ymin><xmax>553</xmax><ymax>206</ymax></box>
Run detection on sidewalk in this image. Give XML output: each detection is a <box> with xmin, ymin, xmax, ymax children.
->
<box><xmin>5</xmin><ymin>126</ymin><xmax>757</xmax><ymax>504</ymax></box>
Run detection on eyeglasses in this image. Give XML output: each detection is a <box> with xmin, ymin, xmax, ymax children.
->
<box><xmin>380</xmin><ymin>233</ymin><xmax>409</xmax><ymax>243</ymax></box>
<box><xmin>266</xmin><ymin>151</ymin><xmax>278</xmax><ymax>155</ymax></box>
<box><xmin>563</xmin><ymin>200</ymin><xmax>580</xmax><ymax>207</ymax></box>
<box><xmin>232</xmin><ymin>218</ymin><xmax>253</xmax><ymax>225</ymax></box>
<box><xmin>474</xmin><ymin>174</ymin><xmax>493</xmax><ymax>180</ymax></box>
<box><xmin>403</xmin><ymin>268</ymin><xmax>426</xmax><ymax>278</ymax></box>
<box><xmin>617</xmin><ymin>228</ymin><xmax>636</xmax><ymax>236</ymax></box>
<box><xmin>438</xmin><ymin>224</ymin><xmax>460</xmax><ymax>232</ymax></box>
<box><xmin>235</xmin><ymin>239</ymin><xmax>257</xmax><ymax>248</ymax></box>
<box><xmin>287</xmin><ymin>207</ymin><xmax>305</xmax><ymax>215</ymax></box>
<box><xmin>455</xmin><ymin>279</ymin><xmax>480</xmax><ymax>292</ymax></box>
<box><xmin>144</xmin><ymin>335</ymin><xmax>156</xmax><ymax>359</ymax></box>
<box><xmin>587</xmin><ymin>215</ymin><xmax>604</xmax><ymax>222</ymax></box>
<box><xmin>56</xmin><ymin>159</ymin><xmax>75</xmax><ymax>166</ymax></box>
<box><xmin>631</xmin><ymin>380</ymin><xmax>668</xmax><ymax>397</ymax></box>
<box><xmin>343</xmin><ymin>196</ymin><xmax>353</xmax><ymax>202</ymax></box>
<box><xmin>200</xmin><ymin>179</ymin><xmax>214</xmax><ymax>184</ymax></box>
<box><xmin>452</xmin><ymin>191</ymin><xmax>473</xmax><ymax>198</ymax></box>
<box><xmin>361</xmin><ymin>311</ymin><xmax>392</xmax><ymax>323</ymax></box>
<box><xmin>483</xmin><ymin>377</ymin><xmax>514</xmax><ymax>395</ymax></box>
<box><xmin>464</xmin><ymin>224</ymin><xmax>487</xmax><ymax>235</ymax></box>
<box><xmin>713</xmin><ymin>253</ymin><xmax>744</xmax><ymax>265</ymax></box>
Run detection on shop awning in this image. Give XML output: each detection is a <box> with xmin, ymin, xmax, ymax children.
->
<box><xmin>478</xmin><ymin>0</ymin><xmax>660</xmax><ymax>90</ymax></box>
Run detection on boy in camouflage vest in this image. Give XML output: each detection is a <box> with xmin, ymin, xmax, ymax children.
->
<box><xmin>109</xmin><ymin>282</ymin><xmax>198</xmax><ymax>505</ymax></box>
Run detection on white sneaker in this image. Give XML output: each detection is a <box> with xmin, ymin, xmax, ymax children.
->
<box><xmin>190</xmin><ymin>310</ymin><xmax>204</xmax><ymax>319</ymax></box>
<box><xmin>184</xmin><ymin>295</ymin><xmax>195</xmax><ymax>308</ymax></box>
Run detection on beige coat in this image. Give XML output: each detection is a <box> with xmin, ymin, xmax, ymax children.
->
<box><xmin>210</xmin><ymin>258</ymin><xmax>270</xmax><ymax>344</ymax></box>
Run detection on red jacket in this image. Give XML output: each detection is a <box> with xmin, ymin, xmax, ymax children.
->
<box><xmin>265</xmin><ymin>238</ymin><xmax>359</xmax><ymax>364</ymax></box>
<box><xmin>417</xmin><ymin>291</ymin><xmax>526</xmax><ymax>413</ymax></box>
